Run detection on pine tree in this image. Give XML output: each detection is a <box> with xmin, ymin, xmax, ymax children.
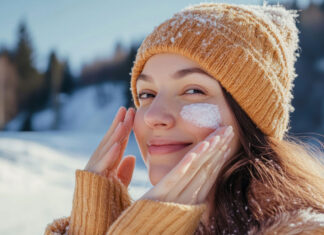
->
<box><xmin>14</xmin><ymin>20</ymin><xmax>42</xmax><ymax>112</ymax></box>
<box><xmin>60</xmin><ymin>61</ymin><xmax>75</xmax><ymax>94</ymax></box>
<box><xmin>15</xmin><ymin>21</ymin><xmax>34</xmax><ymax>79</ymax></box>
<box><xmin>44</xmin><ymin>51</ymin><xmax>64</xmax><ymax>129</ymax></box>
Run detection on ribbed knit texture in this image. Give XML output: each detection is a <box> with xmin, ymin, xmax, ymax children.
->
<box><xmin>44</xmin><ymin>169</ymin><xmax>206</xmax><ymax>235</ymax></box>
<box><xmin>107</xmin><ymin>199</ymin><xmax>206</xmax><ymax>234</ymax></box>
<box><xmin>44</xmin><ymin>169</ymin><xmax>324</xmax><ymax>234</ymax></box>
<box><xmin>130</xmin><ymin>2</ymin><xmax>300</xmax><ymax>140</ymax></box>
<box><xmin>68</xmin><ymin>170</ymin><xmax>131</xmax><ymax>234</ymax></box>
<box><xmin>45</xmin><ymin>169</ymin><xmax>132</xmax><ymax>235</ymax></box>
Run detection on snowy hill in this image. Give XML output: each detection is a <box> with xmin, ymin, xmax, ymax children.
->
<box><xmin>0</xmin><ymin>131</ymin><xmax>150</xmax><ymax>234</ymax></box>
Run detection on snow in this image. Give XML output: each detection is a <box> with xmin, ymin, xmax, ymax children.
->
<box><xmin>4</xmin><ymin>112</ymin><xmax>28</xmax><ymax>131</ymax></box>
<box><xmin>0</xmin><ymin>131</ymin><xmax>151</xmax><ymax>234</ymax></box>
<box><xmin>5</xmin><ymin>82</ymin><xmax>127</xmax><ymax>132</ymax></box>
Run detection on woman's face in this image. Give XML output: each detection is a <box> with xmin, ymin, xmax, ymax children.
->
<box><xmin>133</xmin><ymin>53</ymin><xmax>241</xmax><ymax>185</ymax></box>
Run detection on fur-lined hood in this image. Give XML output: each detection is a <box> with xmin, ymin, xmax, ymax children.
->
<box><xmin>248</xmin><ymin>208</ymin><xmax>324</xmax><ymax>235</ymax></box>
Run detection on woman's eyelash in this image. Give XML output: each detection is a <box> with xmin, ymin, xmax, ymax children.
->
<box><xmin>138</xmin><ymin>88</ymin><xmax>205</xmax><ymax>100</ymax></box>
<box><xmin>138</xmin><ymin>92</ymin><xmax>155</xmax><ymax>99</ymax></box>
<box><xmin>185</xmin><ymin>88</ymin><xmax>205</xmax><ymax>95</ymax></box>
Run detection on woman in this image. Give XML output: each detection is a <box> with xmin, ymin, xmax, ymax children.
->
<box><xmin>45</xmin><ymin>2</ymin><xmax>324</xmax><ymax>234</ymax></box>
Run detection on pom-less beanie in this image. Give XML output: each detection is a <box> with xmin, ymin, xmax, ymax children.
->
<box><xmin>130</xmin><ymin>2</ymin><xmax>300</xmax><ymax>140</ymax></box>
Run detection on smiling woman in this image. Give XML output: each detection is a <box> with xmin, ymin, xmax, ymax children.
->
<box><xmin>45</xmin><ymin>2</ymin><xmax>324</xmax><ymax>235</ymax></box>
<box><xmin>133</xmin><ymin>53</ymin><xmax>241</xmax><ymax>187</ymax></box>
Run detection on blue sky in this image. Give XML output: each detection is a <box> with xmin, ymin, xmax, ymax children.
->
<box><xmin>0</xmin><ymin>0</ymin><xmax>313</xmax><ymax>75</ymax></box>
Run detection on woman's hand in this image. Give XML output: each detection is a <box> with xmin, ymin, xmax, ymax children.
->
<box><xmin>140</xmin><ymin>125</ymin><xmax>234</xmax><ymax>205</ymax></box>
<box><xmin>84</xmin><ymin>106</ymin><xmax>136</xmax><ymax>188</ymax></box>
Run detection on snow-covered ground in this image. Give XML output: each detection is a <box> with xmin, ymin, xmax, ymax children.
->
<box><xmin>1</xmin><ymin>82</ymin><xmax>152</xmax><ymax>234</ymax></box>
<box><xmin>0</xmin><ymin>131</ymin><xmax>151</xmax><ymax>235</ymax></box>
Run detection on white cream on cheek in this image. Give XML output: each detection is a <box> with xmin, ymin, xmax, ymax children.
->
<box><xmin>180</xmin><ymin>103</ymin><xmax>222</xmax><ymax>129</ymax></box>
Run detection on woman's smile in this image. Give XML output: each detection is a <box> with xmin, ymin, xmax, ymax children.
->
<box><xmin>148</xmin><ymin>142</ymin><xmax>192</xmax><ymax>155</ymax></box>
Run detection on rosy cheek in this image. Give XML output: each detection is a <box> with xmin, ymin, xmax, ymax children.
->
<box><xmin>180</xmin><ymin>103</ymin><xmax>223</xmax><ymax>129</ymax></box>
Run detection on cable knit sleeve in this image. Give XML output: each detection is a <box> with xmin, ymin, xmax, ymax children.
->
<box><xmin>44</xmin><ymin>169</ymin><xmax>132</xmax><ymax>235</ymax></box>
<box><xmin>106</xmin><ymin>199</ymin><xmax>206</xmax><ymax>234</ymax></box>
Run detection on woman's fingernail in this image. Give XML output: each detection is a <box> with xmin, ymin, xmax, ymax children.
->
<box><xmin>120</xmin><ymin>106</ymin><xmax>126</xmax><ymax>112</ymax></box>
<box><xmin>115</xmin><ymin>107</ymin><xmax>123</xmax><ymax>118</ymax></box>
<box><xmin>202</xmin><ymin>141</ymin><xmax>210</xmax><ymax>151</ymax></box>
<box><xmin>129</xmin><ymin>107</ymin><xmax>135</xmax><ymax>112</ymax></box>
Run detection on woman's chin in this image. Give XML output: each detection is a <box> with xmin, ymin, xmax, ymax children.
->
<box><xmin>148</xmin><ymin>165</ymin><xmax>173</xmax><ymax>186</ymax></box>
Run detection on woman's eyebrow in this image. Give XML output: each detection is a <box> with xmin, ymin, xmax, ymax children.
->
<box><xmin>137</xmin><ymin>67</ymin><xmax>213</xmax><ymax>82</ymax></box>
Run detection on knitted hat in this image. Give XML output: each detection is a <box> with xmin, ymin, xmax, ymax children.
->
<box><xmin>130</xmin><ymin>2</ymin><xmax>300</xmax><ymax>140</ymax></box>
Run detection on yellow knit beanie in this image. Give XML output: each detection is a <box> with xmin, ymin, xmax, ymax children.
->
<box><xmin>130</xmin><ymin>2</ymin><xmax>300</xmax><ymax>140</ymax></box>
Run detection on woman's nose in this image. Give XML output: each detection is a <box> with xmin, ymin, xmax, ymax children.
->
<box><xmin>144</xmin><ymin>97</ymin><xmax>175</xmax><ymax>129</ymax></box>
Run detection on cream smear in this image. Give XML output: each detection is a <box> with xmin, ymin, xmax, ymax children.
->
<box><xmin>180</xmin><ymin>103</ymin><xmax>222</xmax><ymax>129</ymax></box>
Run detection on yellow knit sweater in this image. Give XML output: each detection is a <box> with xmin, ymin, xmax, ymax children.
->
<box><xmin>45</xmin><ymin>169</ymin><xmax>324</xmax><ymax>234</ymax></box>
<box><xmin>44</xmin><ymin>169</ymin><xmax>206</xmax><ymax>235</ymax></box>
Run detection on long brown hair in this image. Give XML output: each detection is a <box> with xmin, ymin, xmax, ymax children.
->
<box><xmin>196</xmin><ymin>86</ymin><xmax>324</xmax><ymax>234</ymax></box>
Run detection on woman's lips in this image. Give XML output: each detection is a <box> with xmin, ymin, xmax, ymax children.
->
<box><xmin>148</xmin><ymin>143</ymin><xmax>192</xmax><ymax>155</ymax></box>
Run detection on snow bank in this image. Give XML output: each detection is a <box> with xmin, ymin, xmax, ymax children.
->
<box><xmin>0</xmin><ymin>132</ymin><xmax>150</xmax><ymax>235</ymax></box>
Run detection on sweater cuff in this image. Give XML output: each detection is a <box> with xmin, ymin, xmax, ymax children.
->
<box><xmin>44</xmin><ymin>216</ymin><xmax>70</xmax><ymax>235</ymax></box>
<box><xmin>107</xmin><ymin>199</ymin><xmax>206</xmax><ymax>234</ymax></box>
<box><xmin>68</xmin><ymin>169</ymin><xmax>131</xmax><ymax>235</ymax></box>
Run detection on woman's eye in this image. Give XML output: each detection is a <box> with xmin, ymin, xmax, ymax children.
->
<box><xmin>138</xmin><ymin>92</ymin><xmax>155</xmax><ymax>100</ymax></box>
<box><xmin>185</xmin><ymin>88</ymin><xmax>205</xmax><ymax>95</ymax></box>
<box><xmin>138</xmin><ymin>88</ymin><xmax>205</xmax><ymax>100</ymax></box>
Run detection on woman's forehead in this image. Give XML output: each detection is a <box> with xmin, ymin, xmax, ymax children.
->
<box><xmin>137</xmin><ymin>53</ymin><xmax>214</xmax><ymax>83</ymax></box>
<box><xmin>142</xmin><ymin>53</ymin><xmax>199</xmax><ymax>73</ymax></box>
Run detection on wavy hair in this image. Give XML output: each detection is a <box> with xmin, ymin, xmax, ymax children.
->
<box><xmin>195</xmin><ymin>86</ymin><xmax>324</xmax><ymax>234</ymax></box>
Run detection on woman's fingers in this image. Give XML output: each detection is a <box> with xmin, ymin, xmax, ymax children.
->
<box><xmin>97</xmin><ymin>142</ymin><xmax>121</xmax><ymax>172</ymax></box>
<box><xmin>111</xmin><ymin>134</ymin><xmax>130</xmax><ymax>170</ymax></box>
<box><xmin>84</xmin><ymin>107</ymin><xmax>135</xmax><ymax>177</ymax></box>
<box><xmin>99</xmin><ymin>108</ymin><xmax>134</xmax><ymax>170</ymax></box>
<box><xmin>178</xmin><ymin>125</ymin><xmax>228</xmax><ymax>174</ymax></box>
<box><xmin>165</xmin><ymin>138</ymin><xmax>215</xmax><ymax>200</ymax></box>
<box><xmin>141</xmin><ymin>126</ymin><xmax>235</xmax><ymax>204</ymax></box>
<box><xmin>157</xmin><ymin>140</ymin><xmax>209</xmax><ymax>193</ymax></box>
<box><xmin>179</xmin><ymin>131</ymin><xmax>234</xmax><ymax>204</ymax></box>
<box><xmin>117</xmin><ymin>155</ymin><xmax>136</xmax><ymax>187</ymax></box>
<box><xmin>99</xmin><ymin>108</ymin><xmax>135</xmax><ymax>157</ymax></box>
<box><xmin>97</xmin><ymin>107</ymin><xmax>127</xmax><ymax>150</ymax></box>
<box><xmin>197</xmin><ymin>147</ymin><xmax>231</xmax><ymax>201</ymax></box>
<box><xmin>165</xmin><ymin>126</ymin><xmax>234</xmax><ymax>203</ymax></box>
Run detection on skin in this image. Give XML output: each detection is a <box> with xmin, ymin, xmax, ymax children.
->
<box><xmin>84</xmin><ymin>53</ymin><xmax>242</xmax><ymax>227</ymax></box>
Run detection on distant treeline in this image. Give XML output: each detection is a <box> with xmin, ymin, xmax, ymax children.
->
<box><xmin>0</xmin><ymin>22</ymin><xmax>76</xmax><ymax>130</ymax></box>
<box><xmin>0</xmin><ymin>21</ymin><xmax>139</xmax><ymax>130</ymax></box>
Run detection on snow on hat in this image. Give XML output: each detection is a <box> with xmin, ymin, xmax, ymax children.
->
<box><xmin>130</xmin><ymin>2</ymin><xmax>300</xmax><ymax>140</ymax></box>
